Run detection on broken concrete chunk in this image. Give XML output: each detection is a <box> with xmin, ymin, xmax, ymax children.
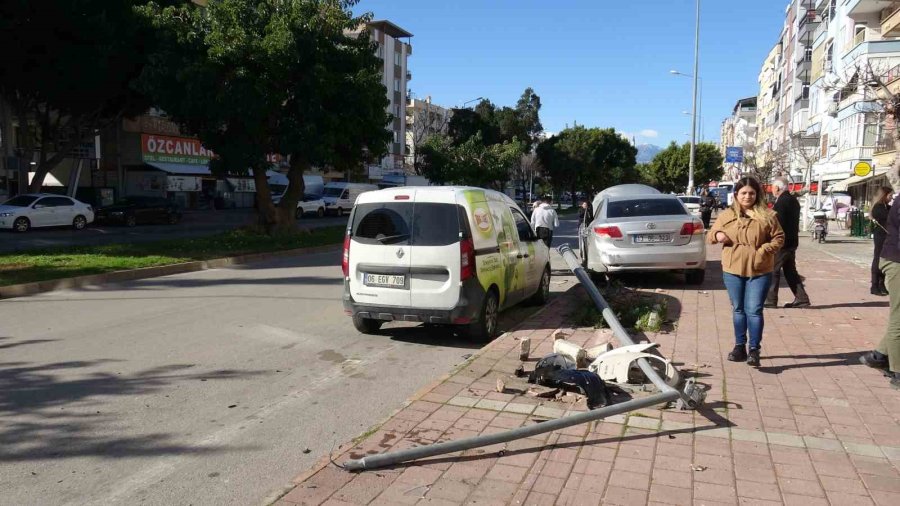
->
<box><xmin>527</xmin><ymin>386</ymin><xmax>560</xmax><ymax>398</ymax></box>
<box><xmin>496</xmin><ymin>378</ymin><xmax>506</xmax><ymax>393</ymax></box>
<box><xmin>518</xmin><ymin>337</ymin><xmax>531</xmax><ymax>361</ymax></box>
<box><xmin>551</xmin><ymin>329</ymin><xmax>569</xmax><ymax>341</ymax></box>
<box><xmin>586</xmin><ymin>343</ymin><xmax>614</xmax><ymax>361</ymax></box>
<box><xmin>514</xmin><ymin>364</ymin><xmax>526</xmax><ymax>378</ymax></box>
<box><xmin>553</xmin><ymin>339</ymin><xmax>588</xmax><ymax>368</ymax></box>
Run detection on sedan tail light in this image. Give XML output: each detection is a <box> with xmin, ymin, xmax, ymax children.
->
<box><xmin>593</xmin><ymin>225</ymin><xmax>623</xmax><ymax>238</ymax></box>
<box><xmin>679</xmin><ymin>220</ymin><xmax>704</xmax><ymax>235</ymax></box>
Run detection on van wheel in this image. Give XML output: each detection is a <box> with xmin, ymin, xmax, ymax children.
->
<box><xmin>352</xmin><ymin>314</ymin><xmax>382</xmax><ymax>334</ymax></box>
<box><xmin>685</xmin><ymin>269</ymin><xmax>705</xmax><ymax>285</ymax></box>
<box><xmin>529</xmin><ymin>267</ymin><xmax>551</xmax><ymax>305</ymax></box>
<box><xmin>465</xmin><ymin>289</ymin><xmax>499</xmax><ymax>343</ymax></box>
<box><xmin>337</xmin><ymin>207</ymin><xmax>344</xmax><ymax>217</ymax></box>
<box><xmin>316</xmin><ymin>207</ymin><xmax>325</xmax><ymax>218</ymax></box>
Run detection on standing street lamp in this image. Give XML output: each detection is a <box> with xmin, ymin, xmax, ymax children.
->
<box><xmin>669</xmin><ymin>0</ymin><xmax>701</xmax><ymax>195</ymax></box>
<box><xmin>461</xmin><ymin>97</ymin><xmax>484</xmax><ymax>109</ymax></box>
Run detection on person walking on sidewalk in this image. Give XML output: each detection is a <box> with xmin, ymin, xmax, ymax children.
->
<box><xmin>530</xmin><ymin>196</ymin><xmax>559</xmax><ymax>248</ymax></box>
<box><xmin>700</xmin><ymin>189</ymin><xmax>716</xmax><ymax>229</ymax></box>
<box><xmin>765</xmin><ymin>178</ymin><xmax>811</xmax><ymax>308</ymax></box>
<box><xmin>860</xmin><ymin>187</ymin><xmax>900</xmax><ymax>390</ymax></box>
<box><xmin>870</xmin><ymin>186</ymin><xmax>893</xmax><ymax>296</ymax></box>
<box><xmin>708</xmin><ymin>177</ymin><xmax>785</xmax><ymax>367</ymax></box>
<box><xmin>578</xmin><ymin>200</ymin><xmax>593</xmax><ymax>226</ymax></box>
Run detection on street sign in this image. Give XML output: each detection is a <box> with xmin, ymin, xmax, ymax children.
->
<box><xmin>853</xmin><ymin>161</ymin><xmax>873</xmax><ymax>177</ymax></box>
<box><xmin>725</xmin><ymin>146</ymin><xmax>744</xmax><ymax>163</ymax></box>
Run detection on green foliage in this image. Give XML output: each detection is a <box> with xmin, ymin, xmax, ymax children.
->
<box><xmin>0</xmin><ymin>226</ymin><xmax>346</xmax><ymax>287</ymax></box>
<box><xmin>640</xmin><ymin>142</ymin><xmax>724</xmax><ymax>192</ymax></box>
<box><xmin>536</xmin><ymin>126</ymin><xmax>638</xmax><ymax>197</ymax></box>
<box><xmin>447</xmin><ymin>88</ymin><xmax>543</xmax><ymax>150</ymax></box>
<box><xmin>0</xmin><ymin>0</ymin><xmax>176</xmax><ymax>191</ymax></box>
<box><xmin>419</xmin><ymin>133</ymin><xmax>525</xmax><ymax>190</ymax></box>
<box><xmin>137</xmin><ymin>0</ymin><xmax>390</xmax><ymax>230</ymax></box>
<box><xmin>572</xmin><ymin>288</ymin><xmax>667</xmax><ymax>332</ymax></box>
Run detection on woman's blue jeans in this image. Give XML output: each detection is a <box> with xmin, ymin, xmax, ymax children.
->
<box><xmin>722</xmin><ymin>272</ymin><xmax>772</xmax><ymax>350</ymax></box>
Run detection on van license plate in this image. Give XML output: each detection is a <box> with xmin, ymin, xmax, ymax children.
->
<box><xmin>634</xmin><ymin>234</ymin><xmax>671</xmax><ymax>243</ymax></box>
<box><xmin>363</xmin><ymin>273</ymin><xmax>406</xmax><ymax>288</ymax></box>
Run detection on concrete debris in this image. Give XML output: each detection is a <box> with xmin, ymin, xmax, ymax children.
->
<box><xmin>518</xmin><ymin>337</ymin><xmax>531</xmax><ymax>361</ymax></box>
<box><xmin>551</xmin><ymin>329</ymin><xmax>569</xmax><ymax>341</ymax></box>
<box><xmin>527</xmin><ymin>386</ymin><xmax>560</xmax><ymax>398</ymax></box>
<box><xmin>496</xmin><ymin>378</ymin><xmax>506</xmax><ymax>393</ymax></box>
<box><xmin>553</xmin><ymin>339</ymin><xmax>588</xmax><ymax>368</ymax></box>
<box><xmin>586</xmin><ymin>343</ymin><xmax>614</xmax><ymax>361</ymax></box>
<box><xmin>690</xmin><ymin>464</ymin><xmax>707</xmax><ymax>472</ymax></box>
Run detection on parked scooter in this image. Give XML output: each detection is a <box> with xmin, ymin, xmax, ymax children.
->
<box><xmin>812</xmin><ymin>210</ymin><xmax>827</xmax><ymax>243</ymax></box>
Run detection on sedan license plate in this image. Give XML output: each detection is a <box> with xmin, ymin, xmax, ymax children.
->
<box><xmin>363</xmin><ymin>273</ymin><xmax>406</xmax><ymax>288</ymax></box>
<box><xmin>634</xmin><ymin>233</ymin><xmax>671</xmax><ymax>244</ymax></box>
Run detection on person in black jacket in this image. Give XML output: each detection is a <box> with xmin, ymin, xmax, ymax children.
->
<box><xmin>578</xmin><ymin>200</ymin><xmax>593</xmax><ymax>226</ymax></box>
<box><xmin>765</xmin><ymin>178</ymin><xmax>810</xmax><ymax>308</ymax></box>
<box><xmin>699</xmin><ymin>190</ymin><xmax>716</xmax><ymax>229</ymax></box>
<box><xmin>860</xmin><ymin>183</ymin><xmax>900</xmax><ymax>390</ymax></box>
<box><xmin>871</xmin><ymin>186</ymin><xmax>893</xmax><ymax>296</ymax></box>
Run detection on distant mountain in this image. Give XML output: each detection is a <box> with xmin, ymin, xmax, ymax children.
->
<box><xmin>636</xmin><ymin>144</ymin><xmax>662</xmax><ymax>164</ymax></box>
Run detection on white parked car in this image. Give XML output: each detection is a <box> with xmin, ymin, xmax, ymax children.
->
<box><xmin>0</xmin><ymin>194</ymin><xmax>95</xmax><ymax>232</ymax></box>
<box><xmin>343</xmin><ymin>186</ymin><xmax>551</xmax><ymax>340</ymax></box>
<box><xmin>677</xmin><ymin>195</ymin><xmax>702</xmax><ymax>217</ymax></box>
<box><xmin>580</xmin><ymin>184</ymin><xmax>706</xmax><ymax>285</ymax></box>
<box><xmin>296</xmin><ymin>194</ymin><xmax>325</xmax><ymax>218</ymax></box>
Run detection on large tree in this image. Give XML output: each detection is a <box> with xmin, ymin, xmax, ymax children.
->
<box><xmin>447</xmin><ymin>88</ymin><xmax>542</xmax><ymax>150</ymax></box>
<box><xmin>138</xmin><ymin>0</ymin><xmax>390</xmax><ymax>232</ymax></box>
<box><xmin>0</xmin><ymin>0</ymin><xmax>177</xmax><ymax>192</ymax></box>
<box><xmin>419</xmin><ymin>133</ymin><xmax>524</xmax><ymax>190</ymax></box>
<box><xmin>640</xmin><ymin>142</ymin><xmax>723</xmax><ymax>193</ymax></box>
<box><xmin>536</xmin><ymin>126</ymin><xmax>637</xmax><ymax>201</ymax></box>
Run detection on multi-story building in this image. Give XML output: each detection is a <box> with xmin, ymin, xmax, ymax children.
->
<box><xmin>720</xmin><ymin>97</ymin><xmax>758</xmax><ymax>179</ymax></box>
<box><xmin>757</xmin><ymin>43</ymin><xmax>784</xmax><ymax>167</ymax></box>
<box><xmin>405</xmin><ymin>96</ymin><xmax>451</xmax><ymax>172</ymax></box>
<box><xmin>362</xmin><ymin>20</ymin><xmax>413</xmax><ymax>177</ymax></box>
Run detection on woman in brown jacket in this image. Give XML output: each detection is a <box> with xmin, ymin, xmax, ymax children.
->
<box><xmin>708</xmin><ymin>177</ymin><xmax>785</xmax><ymax>366</ymax></box>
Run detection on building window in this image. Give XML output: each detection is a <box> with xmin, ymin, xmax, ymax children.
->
<box><xmin>393</xmin><ymin>131</ymin><xmax>400</xmax><ymax>143</ymax></box>
<box><xmin>394</xmin><ymin>78</ymin><xmax>401</xmax><ymax>92</ymax></box>
<box><xmin>863</xmin><ymin>113</ymin><xmax>879</xmax><ymax>146</ymax></box>
<box><xmin>394</xmin><ymin>104</ymin><xmax>401</xmax><ymax>118</ymax></box>
<box><xmin>376</xmin><ymin>43</ymin><xmax>383</xmax><ymax>59</ymax></box>
<box><xmin>394</xmin><ymin>52</ymin><xmax>400</xmax><ymax>66</ymax></box>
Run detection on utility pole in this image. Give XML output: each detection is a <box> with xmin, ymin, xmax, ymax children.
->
<box><xmin>687</xmin><ymin>0</ymin><xmax>701</xmax><ymax>195</ymax></box>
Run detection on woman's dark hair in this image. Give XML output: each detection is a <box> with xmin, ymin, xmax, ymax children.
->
<box><xmin>875</xmin><ymin>186</ymin><xmax>894</xmax><ymax>206</ymax></box>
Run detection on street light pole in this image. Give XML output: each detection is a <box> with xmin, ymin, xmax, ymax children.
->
<box><xmin>688</xmin><ymin>0</ymin><xmax>701</xmax><ymax>195</ymax></box>
<box><xmin>461</xmin><ymin>97</ymin><xmax>484</xmax><ymax>109</ymax></box>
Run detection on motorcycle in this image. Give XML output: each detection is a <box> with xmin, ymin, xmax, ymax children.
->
<box><xmin>812</xmin><ymin>210</ymin><xmax>827</xmax><ymax>243</ymax></box>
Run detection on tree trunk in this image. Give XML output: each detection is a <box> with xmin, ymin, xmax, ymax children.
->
<box><xmin>252</xmin><ymin>167</ymin><xmax>279</xmax><ymax>233</ymax></box>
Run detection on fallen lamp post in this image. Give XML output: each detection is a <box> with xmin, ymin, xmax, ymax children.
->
<box><xmin>342</xmin><ymin>244</ymin><xmax>706</xmax><ymax>471</ymax></box>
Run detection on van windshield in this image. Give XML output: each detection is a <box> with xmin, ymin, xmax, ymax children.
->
<box><xmin>352</xmin><ymin>202</ymin><xmax>463</xmax><ymax>246</ymax></box>
<box><xmin>323</xmin><ymin>187</ymin><xmax>344</xmax><ymax>197</ymax></box>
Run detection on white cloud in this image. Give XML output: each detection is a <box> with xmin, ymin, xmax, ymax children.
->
<box><xmin>639</xmin><ymin>129</ymin><xmax>659</xmax><ymax>138</ymax></box>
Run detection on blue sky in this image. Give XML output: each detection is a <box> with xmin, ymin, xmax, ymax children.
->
<box><xmin>357</xmin><ymin>0</ymin><xmax>788</xmax><ymax>147</ymax></box>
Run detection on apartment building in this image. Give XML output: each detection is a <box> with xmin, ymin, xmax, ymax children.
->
<box><xmin>757</xmin><ymin>43</ymin><xmax>784</xmax><ymax>166</ymax></box>
<box><xmin>720</xmin><ymin>97</ymin><xmax>759</xmax><ymax>177</ymax></box>
<box><xmin>405</xmin><ymin>96</ymin><xmax>451</xmax><ymax>171</ymax></box>
<box><xmin>363</xmin><ymin>20</ymin><xmax>413</xmax><ymax>177</ymax></box>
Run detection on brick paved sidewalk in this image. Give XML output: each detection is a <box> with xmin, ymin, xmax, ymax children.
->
<box><xmin>274</xmin><ymin>245</ymin><xmax>900</xmax><ymax>506</ymax></box>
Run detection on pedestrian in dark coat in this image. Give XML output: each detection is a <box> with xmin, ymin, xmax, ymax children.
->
<box><xmin>871</xmin><ymin>186</ymin><xmax>894</xmax><ymax>296</ymax></box>
<box><xmin>765</xmin><ymin>178</ymin><xmax>810</xmax><ymax>308</ymax></box>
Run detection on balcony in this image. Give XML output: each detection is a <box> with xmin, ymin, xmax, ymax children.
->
<box><xmin>882</xmin><ymin>3</ymin><xmax>900</xmax><ymax>36</ymax></box>
<box><xmin>875</xmin><ymin>132</ymin><xmax>896</xmax><ymax>154</ymax></box>
<box><xmin>833</xmin><ymin>145</ymin><xmax>876</xmax><ymax>162</ymax></box>
<box><xmin>798</xmin><ymin>8</ymin><xmax>822</xmax><ymax>36</ymax></box>
<box><xmin>843</xmin><ymin>38</ymin><xmax>900</xmax><ymax>65</ymax></box>
<box><xmin>847</xmin><ymin>0</ymin><xmax>894</xmax><ymax>20</ymax></box>
<box><xmin>406</xmin><ymin>71</ymin><xmax>412</xmax><ymax>81</ymax></box>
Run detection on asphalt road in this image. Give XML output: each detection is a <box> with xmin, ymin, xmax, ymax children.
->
<box><xmin>0</xmin><ymin>209</ymin><xmax>348</xmax><ymax>254</ymax></box>
<box><xmin>0</xmin><ymin>215</ymin><xmax>579</xmax><ymax>506</ymax></box>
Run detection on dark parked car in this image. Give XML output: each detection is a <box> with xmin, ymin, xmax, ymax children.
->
<box><xmin>95</xmin><ymin>196</ymin><xmax>182</xmax><ymax>227</ymax></box>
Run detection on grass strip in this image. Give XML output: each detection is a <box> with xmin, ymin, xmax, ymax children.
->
<box><xmin>0</xmin><ymin>226</ymin><xmax>346</xmax><ymax>287</ymax></box>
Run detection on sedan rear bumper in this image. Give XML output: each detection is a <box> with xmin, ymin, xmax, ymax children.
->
<box><xmin>587</xmin><ymin>239</ymin><xmax>706</xmax><ymax>273</ymax></box>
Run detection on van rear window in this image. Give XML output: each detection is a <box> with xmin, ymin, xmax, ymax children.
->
<box><xmin>607</xmin><ymin>199</ymin><xmax>688</xmax><ymax>218</ymax></box>
<box><xmin>352</xmin><ymin>203</ymin><xmax>463</xmax><ymax>246</ymax></box>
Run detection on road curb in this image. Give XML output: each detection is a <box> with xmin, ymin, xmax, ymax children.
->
<box><xmin>0</xmin><ymin>244</ymin><xmax>341</xmax><ymax>300</ymax></box>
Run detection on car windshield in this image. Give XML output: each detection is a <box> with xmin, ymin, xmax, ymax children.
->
<box><xmin>323</xmin><ymin>187</ymin><xmax>344</xmax><ymax>197</ymax></box>
<box><xmin>352</xmin><ymin>202</ymin><xmax>463</xmax><ymax>246</ymax></box>
<box><xmin>2</xmin><ymin>195</ymin><xmax>39</xmax><ymax>207</ymax></box>
<box><xmin>607</xmin><ymin>198</ymin><xmax>688</xmax><ymax>218</ymax></box>
<box><xmin>678</xmin><ymin>197</ymin><xmax>701</xmax><ymax>204</ymax></box>
<box><xmin>303</xmin><ymin>194</ymin><xmax>320</xmax><ymax>201</ymax></box>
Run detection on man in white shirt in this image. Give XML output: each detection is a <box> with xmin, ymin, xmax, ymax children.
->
<box><xmin>530</xmin><ymin>196</ymin><xmax>559</xmax><ymax>248</ymax></box>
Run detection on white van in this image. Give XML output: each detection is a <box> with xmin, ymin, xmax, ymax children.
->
<box><xmin>322</xmin><ymin>182</ymin><xmax>377</xmax><ymax>216</ymax></box>
<box><xmin>342</xmin><ymin>186</ymin><xmax>552</xmax><ymax>340</ymax></box>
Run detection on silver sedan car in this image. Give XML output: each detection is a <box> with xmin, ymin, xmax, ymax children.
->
<box><xmin>580</xmin><ymin>188</ymin><xmax>707</xmax><ymax>285</ymax></box>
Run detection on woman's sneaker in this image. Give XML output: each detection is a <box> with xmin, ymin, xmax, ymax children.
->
<box><xmin>747</xmin><ymin>348</ymin><xmax>761</xmax><ymax>367</ymax></box>
<box><xmin>727</xmin><ymin>345</ymin><xmax>747</xmax><ymax>362</ymax></box>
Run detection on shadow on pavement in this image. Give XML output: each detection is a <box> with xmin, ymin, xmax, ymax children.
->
<box><xmin>806</xmin><ymin>301</ymin><xmax>889</xmax><ymax>310</ymax></box>
<box><xmin>0</xmin><ymin>358</ymin><xmax>266</xmax><ymax>462</ymax></box>
<box><xmin>755</xmin><ymin>352</ymin><xmax>861</xmax><ymax>375</ymax></box>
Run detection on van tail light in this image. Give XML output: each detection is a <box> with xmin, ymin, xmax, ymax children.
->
<box><xmin>460</xmin><ymin>238</ymin><xmax>476</xmax><ymax>280</ymax></box>
<box><xmin>593</xmin><ymin>225</ymin><xmax>623</xmax><ymax>238</ymax></box>
<box><xmin>342</xmin><ymin>234</ymin><xmax>351</xmax><ymax>277</ymax></box>
<box><xmin>680</xmin><ymin>220</ymin><xmax>704</xmax><ymax>235</ymax></box>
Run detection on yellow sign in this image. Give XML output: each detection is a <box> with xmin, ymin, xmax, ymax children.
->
<box><xmin>854</xmin><ymin>161</ymin><xmax>873</xmax><ymax>177</ymax></box>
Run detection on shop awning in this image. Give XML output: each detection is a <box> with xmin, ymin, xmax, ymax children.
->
<box><xmin>145</xmin><ymin>161</ymin><xmax>211</xmax><ymax>176</ymax></box>
<box><xmin>830</xmin><ymin>168</ymin><xmax>889</xmax><ymax>192</ymax></box>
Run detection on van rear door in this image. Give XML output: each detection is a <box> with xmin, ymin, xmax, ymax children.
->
<box><xmin>347</xmin><ymin>198</ymin><xmax>414</xmax><ymax>308</ymax></box>
<box><xmin>407</xmin><ymin>192</ymin><xmax>464</xmax><ymax>310</ymax></box>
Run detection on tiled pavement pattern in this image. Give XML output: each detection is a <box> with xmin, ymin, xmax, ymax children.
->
<box><xmin>276</xmin><ymin>244</ymin><xmax>900</xmax><ymax>505</ymax></box>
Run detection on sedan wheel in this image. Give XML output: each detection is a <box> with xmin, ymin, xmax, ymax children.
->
<box><xmin>295</xmin><ymin>207</ymin><xmax>304</xmax><ymax>219</ymax></box>
<box><xmin>13</xmin><ymin>217</ymin><xmax>30</xmax><ymax>233</ymax></box>
<box><xmin>125</xmin><ymin>214</ymin><xmax>137</xmax><ymax>227</ymax></box>
<box><xmin>73</xmin><ymin>215</ymin><xmax>87</xmax><ymax>230</ymax></box>
<box><xmin>167</xmin><ymin>213</ymin><xmax>180</xmax><ymax>225</ymax></box>
<box><xmin>316</xmin><ymin>207</ymin><xmax>325</xmax><ymax>218</ymax></box>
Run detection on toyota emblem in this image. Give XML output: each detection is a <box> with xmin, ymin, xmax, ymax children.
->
<box><xmin>646</xmin><ymin>222</ymin><xmax>657</xmax><ymax>230</ymax></box>
<box><xmin>396</xmin><ymin>248</ymin><xmax>405</xmax><ymax>259</ymax></box>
